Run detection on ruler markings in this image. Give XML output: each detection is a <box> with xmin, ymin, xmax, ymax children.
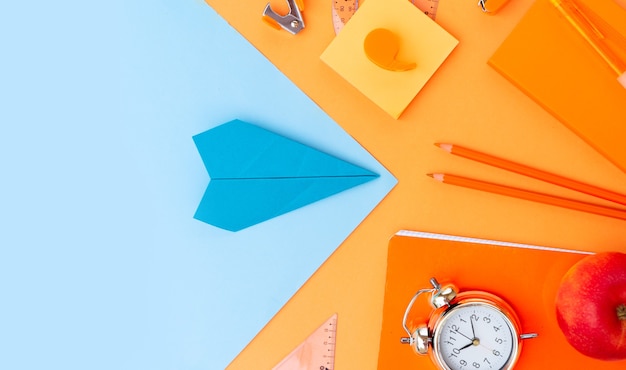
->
<box><xmin>333</xmin><ymin>0</ymin><xmax>441</xmax><ymax>34</ymax></box>
<box><xmin>272</xmin><ymin>313</ymin><xmax>338</xmax><ymax>370</ymax></box>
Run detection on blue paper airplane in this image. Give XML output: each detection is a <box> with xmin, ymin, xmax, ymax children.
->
<box><xmin>193</xmin><ymin>119</ymin><xmax>379</xmax><ymax>231</ymax></box>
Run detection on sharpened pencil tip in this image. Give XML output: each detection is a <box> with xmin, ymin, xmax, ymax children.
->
<box><xmin>437</xmin><ymin>143</ymin><xmax>453</xmax><ymax>152</ymax></box>
<box><xmin>429</xmin><ymin>173</ymin><xmax>445</xmax><ymax>182</ymax></box>
<box><xmin>427</xmin><ymin>173</ymin><xmax>434</xmax><ymax>178</ymax></box>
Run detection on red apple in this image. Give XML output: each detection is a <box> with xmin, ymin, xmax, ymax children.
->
<box><xmin>555</xmin><ymin>251</ymin><xmax>626</xmax><ymax>361</ymax></box>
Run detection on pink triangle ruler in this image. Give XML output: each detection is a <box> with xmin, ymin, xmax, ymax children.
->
<box><xmin>272</xmin><ymin>313</ymin><xmax>338</xmax><ymax>370</ymax></box>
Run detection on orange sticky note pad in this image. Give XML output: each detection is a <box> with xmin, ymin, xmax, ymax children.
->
<box><xmin>320</xmin><ymin>0</ymin><xmax>458</xmax><ymax>119</ymax></box>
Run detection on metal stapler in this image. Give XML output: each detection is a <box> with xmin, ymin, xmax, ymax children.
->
<box><xmin>262</xmin><ymin>0</ymin><xmax>305</xmax><ymax>35</ymax></box>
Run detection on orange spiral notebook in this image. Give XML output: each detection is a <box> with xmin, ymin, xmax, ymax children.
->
<box><xmin>488</xmin><ymin>0</ymin><xmax>626</xmax><ymax>174</ymax></box>
<box><xmin>377</xmin><ymin>231</ymin><xmax>626</xmax><ymax>369</ymax></box>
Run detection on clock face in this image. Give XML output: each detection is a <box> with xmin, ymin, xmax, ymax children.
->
<box><xmin>433</xmin><ymin>303</ymin><xmax>518</xmax><ymax>370</ymax></box>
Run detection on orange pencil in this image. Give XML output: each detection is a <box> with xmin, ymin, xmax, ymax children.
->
<box><xmin>428</xmin><ymin>173</ymin><xmax>626</xmax><ymax>221</ymax></box>
<box><xmin>436</xmin><ymin>143</ymin><xmax>626</xmax><ymax>206</ymax></box>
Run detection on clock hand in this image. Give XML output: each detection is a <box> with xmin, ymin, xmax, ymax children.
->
<box><xmin>454</xmin><ymin>329</ymin><xmax>473</xmax><ymax>342</ymax></box>
<box><xmin>465</xmin><ymin>320</ymin><xmax>494</xmax><ymax>353</ymax></box>
<box><xmin>479</xmin><ymin>342</ymin><xmax>495</xmax><ymax>353</ymax></box>
<box><xmin>458</xmin><ymin>341</ymin><xmax>474</xmax><ymax>351</ymax></box>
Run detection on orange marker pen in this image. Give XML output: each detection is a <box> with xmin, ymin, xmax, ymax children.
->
<box><xmin>478</xmin><ymin>0</ymin><xmax>511</xmax><ymax>14</ymax></box>
<box><xmin>550</xmin><ymin>0</ymin><xmax>626</xmax><ymax>88</ymax></box>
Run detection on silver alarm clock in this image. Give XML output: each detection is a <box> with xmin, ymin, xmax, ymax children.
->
<box><xmin>400</xmin><ymin>278</ymin><xmax>537</xmax><ymax>370</ymax></box>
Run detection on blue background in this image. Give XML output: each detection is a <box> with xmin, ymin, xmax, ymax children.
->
<box><xmin>0</xmin><ymin>1</ymin><xmax>395</xmax><ymax>368</ymax></box>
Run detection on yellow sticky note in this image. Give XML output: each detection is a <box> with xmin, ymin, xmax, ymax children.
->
<box><xmin>320</xmin><ymin>0</ymin><xmax>459</xmax><ymax>119</ymax></box>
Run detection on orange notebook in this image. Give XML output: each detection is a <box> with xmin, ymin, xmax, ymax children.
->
<box><xmin>488</xmin><ymin>0</ymin><xmax>626</xmax><ymax>174</ymax></box>
<box><xmin>377</xmin><ymin>231</ymin><xmax>625</xmax><ymax>369</ymax></box>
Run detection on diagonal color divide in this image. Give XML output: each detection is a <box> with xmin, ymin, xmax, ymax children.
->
<box><xmin>188</xmin><ymin>4</ymin><xmax>395</xmax><ymax>369</ymax></box>
<box><xmin>193</xmin><ymin>119</ymin><xmax>379</xmax><ymax>231</ymax></box>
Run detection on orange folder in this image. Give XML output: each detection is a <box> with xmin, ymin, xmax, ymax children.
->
<box><xmin>377</xmin><ymin>231</ymin><xmax>626</xmax><ymax>369</ymax></box>
<box><xmin>488</xmin><ymin>0</ymin><xmax>626</xmax><ymax>174</ymax></box>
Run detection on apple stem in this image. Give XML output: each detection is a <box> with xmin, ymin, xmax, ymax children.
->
<box><xmin>618</xmin><ymin>304</ymin><xmax>626</xmax><ymax>321</ymax></box>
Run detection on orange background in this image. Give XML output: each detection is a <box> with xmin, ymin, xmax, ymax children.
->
<box><xmin>203</xmin><ymin>0</ymin><xmax>626</xmax><ymax>368</ymax></box>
